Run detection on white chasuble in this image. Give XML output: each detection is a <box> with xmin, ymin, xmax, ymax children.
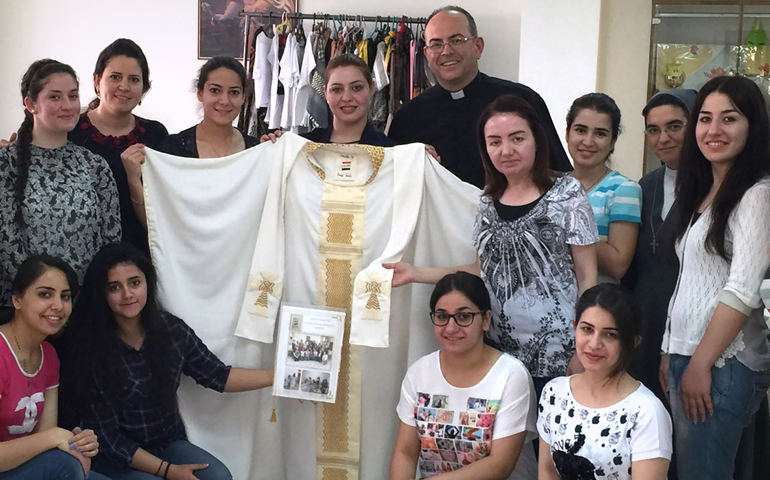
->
<box><xmin>143</xmin><ymin>133</ymin><xmax>480</xmax><ymax>480</ymax></box>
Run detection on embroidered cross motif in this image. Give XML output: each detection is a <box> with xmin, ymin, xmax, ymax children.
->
<box><xmin>365</xmin><ymin>281</ymin><xmax>382</xmax><ymax>311</ymax></box>
<box><xmin>255</xmin><ymin>280</ymin><xmax>275</xmax><ymax>309</ymax></box>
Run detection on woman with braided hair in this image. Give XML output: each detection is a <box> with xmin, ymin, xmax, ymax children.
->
<box><xmin>0</xmin><ymin>59</ymin><xmax>121</xmax><ymax>315</ymax></box>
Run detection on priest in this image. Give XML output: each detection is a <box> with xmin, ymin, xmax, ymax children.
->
<box><xmin>388</xmin><ymin>6</ymin><xmax>572</xmax><ymax>188</ymax></box>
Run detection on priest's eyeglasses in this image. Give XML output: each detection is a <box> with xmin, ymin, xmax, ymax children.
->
<box><xmin>644</xmin><ymin>121</ymin><xmax>686</xmax><ymax>137</ymax></box>
<box><xmin>426</xmin><ymin>35</ymin><xmax>476</xmax><ymax>53</ymax></box>
<box><xmin>430</xmin><ymin>311</ymin><xmax>484</xmax><ymax>327</ymax></box>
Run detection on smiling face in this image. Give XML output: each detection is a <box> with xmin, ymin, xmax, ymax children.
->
<box><xmin>484</xmin><ymin>112</ymin><xmax>537</xmax><ymax>181</ymax></box>
<box><xmin>106</xmin><ymin>263</ymin><xmax>148</xmax><ymax>324</ymax></box>
<box><xmin>24</xmin><ymin>72</ymin><xmax>80</xmax><ymax>135</ymax></box>
<box><xmin>424</xmin><ymin>10</ymin><xmax>483</xmax><ymax>90</ymax></box>
<box><xmin>325</xmin><ymin>66</ymin><xmax>373</xmax><ymax>127</ymax></box>
<box><xmin>433</xmin><ymin>290</ymin><xmax>490</xmax><ymax>355</ymax></box>
<box><xmin>197</xmin><ymin>67</ymin><xmax>245</xmax><ymax>126</ymax></box>
<box><xmin>94</xmin><ymin>55</ymin><xmax>144</xmax><ymax>116</ymax></box>
<box><xmin>567</xmin><ymin>108</ymin><xmax>615</xmax><ymax>169</ymax></box>
<box><xmin>574</xmin><ymin>306</ymin><xmax>622</xmax><ymax>375</ymax></box>
<box><xmin>12</xmin><ymin>268</ymin><xmax>73</xmax><ymax>337</ymax></box>
<box><xmin>645</xmin><ymin>104</ymin><xmax>688</xmax><ymax>168</ymax></box>
<box><xmin>696</xmin><ymin>92</ymin><xmax>750</xmax><ymax>167</ymax></box>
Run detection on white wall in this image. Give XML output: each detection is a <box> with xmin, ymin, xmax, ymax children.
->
<box><xmin>596</xmin><ymin>0</ymin><xmax>653</xmax><ymax>180</ymax></box>
<box><xmin>0</xmin><ymin>0</ymin><xmax>202</xmax><ymax>137</ymax></box>
<box><xmin>519</xmin><ymin>0</ymin><xmax>602</xmax><ymax>158</ymax></box>
<box><xmin>0</xmin><ymin>0</ymin><xmax>522</xmax><ymax>137</ymax></box>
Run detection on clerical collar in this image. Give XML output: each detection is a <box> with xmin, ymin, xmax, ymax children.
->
<box><xmin>444</xmin><ymin>72</ymin><xmax>484</xmax><ymax>100</ymax></box>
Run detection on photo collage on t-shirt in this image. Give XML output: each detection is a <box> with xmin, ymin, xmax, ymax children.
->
<box><xmin>413</xmin><ymin>392</ymin><xmax>500</xmax><ymax>478</ymax></box>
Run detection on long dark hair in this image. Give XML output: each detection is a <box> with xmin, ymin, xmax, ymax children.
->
<box><xmin>575</xmin><ymin>284</ymin><xmax>641</xmax><ymax>380</ymax></box>
<box><xmin>478</xmin><ymin>94</ymin><xmax>556</xmax><ymax>199</ymax></box>
<box><xmin>89</xmin><ymin>38</ymin><xmax>152</xmax><ymax>110</ymax></box>
<box><xmin>1</xmin><ymin>254</ymin><xmax>78</xmax><ymax>325</ymax></box>
<box><xmin>673</xmin><ymin>76</ymin><xmax>770</xmax><ymax>259</ymax></box>
<box><xmin>14</xmin><ymin>60</ymin><xmax>78</xmax><ymax>230</ymax></box>
<box><xmin>63</xmin><ymin>243</ymin><xmax>177</xmax><ymax>411</ymax></box>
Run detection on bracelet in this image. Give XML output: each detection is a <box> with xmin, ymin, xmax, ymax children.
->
<box><xmin>155</xmin><ymin>460</ymin><xmax>164</xmax><ymax>476</ymax></box>
<box><xmin>163</xmin><ymin>462</ymin><xmax>171</xmax><ymax>479</ymax></box>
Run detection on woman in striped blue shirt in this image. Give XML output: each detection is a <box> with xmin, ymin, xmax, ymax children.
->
<box><xmin>566</xmin><ymin>93</ymin><xmax>642</xmax><ymax>284</ymax></box>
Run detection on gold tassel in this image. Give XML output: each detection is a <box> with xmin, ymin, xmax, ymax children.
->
<box><xmin>270</xmin><ymin>396</ymin><xmax>277</xmax><ymax>423</ymax></box>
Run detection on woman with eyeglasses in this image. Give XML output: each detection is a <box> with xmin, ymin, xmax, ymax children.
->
<box><xmin>387</xmin><ymin>95</ymin><xmax>598</xmax><ymax>401</ymax></box>
<box><xmin>623</xmin><ymin>89</ymin><xmax>695</xmax><ymax>407</ymax></box>
<box><xmin>389</xmin><ymin>272</ymin><xmax>538</xmax><ymax>480</ymax></box>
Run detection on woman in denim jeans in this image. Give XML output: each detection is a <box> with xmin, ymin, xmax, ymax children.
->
<box><xmin>660</xmin><ymin>75</ymin><xmax>770</xmax><ymax>480</ymax></box>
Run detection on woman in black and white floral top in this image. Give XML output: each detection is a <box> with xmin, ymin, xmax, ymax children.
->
<box><xmin>0</xmin><ymin>59</ymin><xmax>121</xmax><ymax>309</ymax></box>
<box><xmin>388</xmin><ymin>95</ymin><xmax>598</xmax><ymax>399</ymax></box>
<box><xmin>538</xmin><ymin>284</ymin><xmax>672</xmax><ymax>480</ymax></box>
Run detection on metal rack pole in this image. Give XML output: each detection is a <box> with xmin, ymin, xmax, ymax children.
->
<box><xmin>239</xmin><ymin>11</ymin><xmax>427</xmax><ymax>24</ymax></box>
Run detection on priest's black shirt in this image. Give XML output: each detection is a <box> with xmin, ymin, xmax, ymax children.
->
<box><xmin>388</xmin><ymin>72</ymin><xmax>572</xmax><ymax>188</ymax></box>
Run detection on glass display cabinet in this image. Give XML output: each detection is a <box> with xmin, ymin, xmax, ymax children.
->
<box><xmin>645</xmin><ymin>1</ymin><xmax>770</xmax><ymax>173</ymax></box>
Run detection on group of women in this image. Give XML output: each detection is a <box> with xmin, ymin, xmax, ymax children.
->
<box><xmin>385</xmin><ymin>75</ymin><xmax>770</xmax><ymax>480</ymax></box>
<box><xmin>0</xmin><ymin>32</ymin><xmax>769</xmax><ymax>480</ymax></box>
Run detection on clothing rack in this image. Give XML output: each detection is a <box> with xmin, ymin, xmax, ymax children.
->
<box><xmin>239</xmin><ymin>11</ymin><xmax>428</xmax><ymax>61</ymax></box>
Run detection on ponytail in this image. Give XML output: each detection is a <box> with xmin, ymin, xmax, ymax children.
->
<box><xmin>13</xmin><ymin>112</ymin><xmax>34</xmax><ymax>229</ymax></box>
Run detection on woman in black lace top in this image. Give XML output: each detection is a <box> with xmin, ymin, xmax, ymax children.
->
<box><xmin>68</xmin><ymin>39</ymin><xmax>168</xmax><ymax>253</ymax></box>
<box><xmin>158</xmin><ymin>56</ymin><xmax>260</xmax><ymax>158</ymax></box>
<box><xmin>121</xmin><ymin>57</ymin><xmax>259</xmax><ymax>229</ymax></box>
<box><xmin>0</xmin><ymin>59</ymin><xmax>121</xmax><ymax>310</ymax></box>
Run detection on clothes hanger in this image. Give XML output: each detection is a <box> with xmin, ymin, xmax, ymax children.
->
<box><xmin>275</xmin><ymin>11</ymin><xmax>291</xmax><ymax>36</ymax></box>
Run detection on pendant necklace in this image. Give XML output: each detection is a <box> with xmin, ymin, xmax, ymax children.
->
<box><xmin>204</xmin><ymin>129</ymin><xmax>234</xmax><ymax>158</ymax></box>
<box><xmin>11</xmin><ymin>325</ymin><xmax>29</xmax><ymax>371</ymax></box>
<box><xmin>579</xmin><ymin>166</ymin><xmax>610</xmax><ymax>194</ymax></box>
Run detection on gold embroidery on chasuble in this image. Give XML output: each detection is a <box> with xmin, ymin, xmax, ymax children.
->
<box><xmin>365</xmin><ymin>282</ymin><xmax>381</xmax><ymax>311</ymax></box>
<box><xmin>307</xmin><ymin>143</ymin><xmax>384</xmax><ymax>480</ymax></box>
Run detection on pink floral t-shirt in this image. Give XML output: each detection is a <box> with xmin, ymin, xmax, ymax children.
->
<box><xmin>0</xmin><ymin>333</ymin><xmax>59</xmax><ymax>442</ymax></box>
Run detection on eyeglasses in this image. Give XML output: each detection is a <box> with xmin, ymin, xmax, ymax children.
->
<box><xmin>430</xmin><ymin>311</ymin><xmax>484</xmax><ymax>327</ymax></box>
<box><xmin>644</xmin><ymin>121</ymin><xmax>686</xmax><ymax>137</ymax></box>
<box><xmin>426</xmin><ymin>35</ymin><xmax>476</xmax><ymax>53</ymax></box>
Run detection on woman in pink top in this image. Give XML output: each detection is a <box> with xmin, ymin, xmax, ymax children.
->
<box><xmin>0</xmin><ymin>255</ymin><xmax>104</xmax><ymax>479</ymax></box>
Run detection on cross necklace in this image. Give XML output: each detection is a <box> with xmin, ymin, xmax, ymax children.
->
<box><xmin>650</xmin><ymin>172</ymin><xmax>664</xmax><ymax>254</ymax></box>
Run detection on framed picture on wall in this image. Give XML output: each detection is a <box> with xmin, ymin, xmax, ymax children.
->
<box><xmin>198</xmin><ymin>0</ymin><xmax>299</xmax><ymax>59</ymax></box>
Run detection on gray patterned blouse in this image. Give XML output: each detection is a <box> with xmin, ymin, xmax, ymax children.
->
<box><xmin>473</xmin><ymin>175</ymin><xmax>599</xmax><ymax>378</ymax></box>
<box><xmin>1</xmin><ymin>142</ymin><xmax>121</xmax><ymax>306</ymax></box>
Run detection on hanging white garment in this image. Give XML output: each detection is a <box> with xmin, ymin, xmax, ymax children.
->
<box><xmin>253</xmin><ymin>31</ymin><xmax>272</xmax><ymax>108</ymax></box>
<box><xmin>373</xmin><ymin>41</ymin><xmax>390</xmax><ymax>92</ymax></box>
<box><xmin>266</xmin><ymin>26</ymin><xmax>284</xmax><ymax>129</ymax></box>
<box><xmin>278</xmin><ymin>33</ymin><xmax>300</xmax><ymax>130</ymax></box>
<box><xmin>292</xmin><ymin>32</ymin><xmax>317</xmax><ymax>133</ymax></box>
<box><xmin>143</xmin><ymin>134</ymin><xmax>480</xmax><ymax>480</ymax></box>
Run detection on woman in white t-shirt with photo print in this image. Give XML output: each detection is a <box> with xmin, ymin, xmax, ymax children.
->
<box><xmin>538</xmin><ymin>283</ymin><xmax>672</xmax><ymax>480</ymax></box>
<box><xmin>390</xmin><ymin>272</ymin><xmax>538</xmax><ymax>480</ymax></box>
